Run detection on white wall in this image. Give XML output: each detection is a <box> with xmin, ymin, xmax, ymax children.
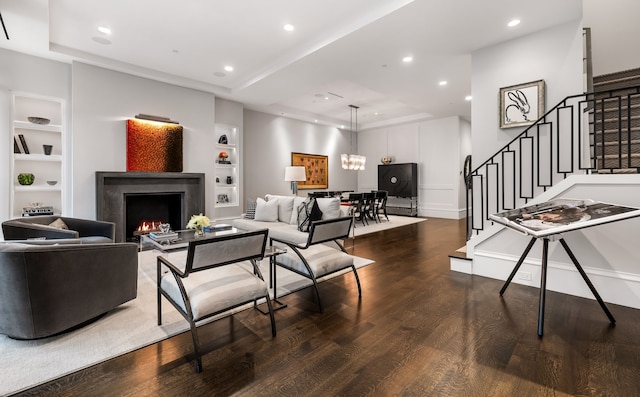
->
<box><xmin>243</xmin><ymin>109</ymin><xmax>357</xmax><ymax>205</ymax></box>
<box><xmin>471</xmin><ymin>20</ymin><xmax>584</xmax><ymax>165</ymax></box>
<box><xmin>71</xmin><ymin>62</ymin><xmax>221</xmax><ymax>219</ymax></box>
<box><xmin>0</xmin><ymin>48</ymin><xmax>71</xmax><ymax>225</ymax></box>
<box><xmin>584</xmin><ymin>0</ymin><xmax>640</xmax><ymax>76</ymax></box>
<box><xmin>359</xmin><ymin>116</ymin><xmax>470</xmax><ymax>218</ymax></box>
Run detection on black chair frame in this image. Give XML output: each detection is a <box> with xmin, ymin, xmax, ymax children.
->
<box><xmin>269</xmin><ymin>217</ymin><xmax>361</xmax><ymax>313</ymax></box>
<box><xmin>157</xmin><ymin>229</ymin><xmax>274</xmax><ymax>372</ymax></box>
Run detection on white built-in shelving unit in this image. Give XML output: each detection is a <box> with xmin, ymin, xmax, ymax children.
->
<box><xmin>214</xmin><ymin>124</ymin><xmax>239</xmax><ymax>208</ymax></box>
<box><xmin>10</xmin><ymin>93</ymin><xmax>65</xmax><ymax>218</ymax></box>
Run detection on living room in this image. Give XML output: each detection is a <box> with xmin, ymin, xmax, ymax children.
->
<box><xmin>2</xmin><ymin>0</ymin><xmax>640</xmax><ymax>395</ymax></box>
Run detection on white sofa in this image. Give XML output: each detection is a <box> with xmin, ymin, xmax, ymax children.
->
<box><xmin>231</xmin><ymin>194</ymin><xmax>347</xmax><ymax>244</ymax></box>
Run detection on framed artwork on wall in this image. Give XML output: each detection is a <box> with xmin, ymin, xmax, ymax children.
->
<box><xmin>126</xmin><ymin>119</ymin><xmax>183</xmax><ymax>171</ymax></box>
<box><xmin>499</xmin><ymin>79</ymin><xmax>545</xmax><ymax>129</ymax></box>
<box><xmin>291</xmin><ymin>152</ymin><xmax>328</xmax><ymax>189</ymax></box>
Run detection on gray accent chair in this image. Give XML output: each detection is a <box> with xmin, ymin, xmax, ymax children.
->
<box><xmin>270</xmin><ymin>216</ymin><xmax>360</xmax><ymax>313</ymax></box>
<box><xmin>2</xmin><ymin>216</ymin><xmax>115</xmax><ymax>243</ymax></box>
<box><xmin>0</xmin><ymin>241</ymin><xmax>138</xmax><ymax>339</ymax></box>
<box><xmin>157</xmin><ymin>229</ymin><xmax>275</xmax><ymax>373</ymax></box>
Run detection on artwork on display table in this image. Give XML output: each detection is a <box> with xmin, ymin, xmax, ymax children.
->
<box><xmin>490</xmin><ymin>198</ymin><xmax>640</xmax><ymax>238</ymax></box>
<box><xmin>291</xmin><ymin>152</ymin><xmax>328</xmax><ymax>189</ymax></box>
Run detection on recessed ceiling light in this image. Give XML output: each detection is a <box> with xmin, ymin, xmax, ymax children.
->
<box><xmin>284</xmin><ymin>24</ymin><xmax>294</xmax><ymax>32</ymax></box>
<box><xmin>324</xmin><ymin>96</ymin><xmax>329</xmax><ymax>100</ymax></box>
<box><xmin>314</xmin><ymin>119</ymin><xmax>318</xmax><ymax>123</ymax></box>
<box><xmin>374</xmin><ymin>112</ymin><xmax>379</xmax><ymax>116</ymax></box>
<box><xmin>465</xmin><ymin>95</ymin><xmax>472</xmax><ymax>101</ymax></box>
<box><xmin>402</xmin><ymin>56</ymin><xmax>413</xmax><ymax>63</ymax></box>
<box><xmin>439</xmin><ymin>81</ymin><xmax>447</xmax><ymax>86</ymax></box>
<box><xmin>340</xmin><ymin>125</ymin><xmax>345</xmax><ymax>129</ymax></box>
<box><xmin>92</xmin><ymin>36</ymin><xmax>111</xmax><ymax>45</ymax></box>
<box><xmin>508</xmin><ymin>19</ymin><xmax>520</xmax><ymax>27</ymax></box>
<box><xmin>97</xmin><ymin>26</ymin><xmax>111</xmax><ymax>35</ymax></box>
<box><xmin>224</xmin><ymin>65</ymin><xmax>234</xmax><ymax>72</ymax></box>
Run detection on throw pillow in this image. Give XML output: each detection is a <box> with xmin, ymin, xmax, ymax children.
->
<box><xmin>254</xmin><ymin>197</ymin><xmax>279</xmax><ymax>222</ymax></box>
<box><xmin>289</xmin><ymin>196</ymin><xmax>307</xmax><ymax>224</ymax></box>
<box><xmin>266</xmin><ymin>194</ymin><xmax>294</xmax><ymax>223</ymax></box>
<box><xmin>48</xmin><ymin>218</ymin><xmax>69</xmax><ymax>230</ymax></box>
<box><xmin>316</xmin><ymin>197</ymin><xmax>341</xmax><ymax>220</ymax></box>
<box><xmin>297</xmin><ymin>198</ymin><xmax>323</xmax><ymax>232</ymax></box>
<box><xmin>245</xmin><ymin>198</ymin><xmax>257</xmax><ymax>219</ymax></box>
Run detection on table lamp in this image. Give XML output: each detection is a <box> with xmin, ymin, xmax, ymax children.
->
<box><xmin>284</xmin><ymin>166</ymin><xmax>306</xmax><ymax>195</ymax></box>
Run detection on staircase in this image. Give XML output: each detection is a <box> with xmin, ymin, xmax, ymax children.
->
<box><xmin>466</xmin><ymin>83</ymin><xmax>640</xmax><ymax>239</ymax></box>
<box><xmin>593</xmin><ymin>68</ymin><xmax>640</xmax><ymax>173</ymax></box>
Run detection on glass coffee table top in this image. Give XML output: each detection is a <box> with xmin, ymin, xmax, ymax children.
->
<box><xmin>140</xmin><ymin>227</ymin><xmax>239</xmax><ymax>252</ymax></box>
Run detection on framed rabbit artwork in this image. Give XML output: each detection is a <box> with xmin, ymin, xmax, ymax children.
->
<box><xmin>499</xmin><ymin>79</ymin><xmax>545</xmax><ymax>129</ymax></box>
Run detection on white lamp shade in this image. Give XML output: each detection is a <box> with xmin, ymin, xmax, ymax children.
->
<box><xmin>284</xmin><ymin>166</ymin><xmax>306</xmax><ymax>182</ymax></box>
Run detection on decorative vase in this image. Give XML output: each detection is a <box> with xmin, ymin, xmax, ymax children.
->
<box><xmin>194</xmin><ymin>226</ymin><xmax>205</xmax><ymax>238</ymax></box>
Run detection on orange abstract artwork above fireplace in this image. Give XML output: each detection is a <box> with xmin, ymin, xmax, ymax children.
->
<box><xmin>126</xmin><ymin>119</ymin><xmax>183</xmax><ymax>172</ymax></box>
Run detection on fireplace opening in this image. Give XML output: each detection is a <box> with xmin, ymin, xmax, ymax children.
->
<box><xmin>125</xmin><ymin>193</ymin><xmax>183</xmax><ymax>241</ymax></box>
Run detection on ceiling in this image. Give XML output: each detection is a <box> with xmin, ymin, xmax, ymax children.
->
<box><xmin>0</xmin><ymin>0</ymin><xmax>582</xmax><ymax>130</ymax></box>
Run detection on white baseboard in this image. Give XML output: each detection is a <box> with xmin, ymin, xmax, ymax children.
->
<box><xmin>472</xmin><ymin>249</ymin><xmax>640</xmax><ymax>310</ymax></box>
<box><xmin>450</xmin><ymin>256</ymin><xmax>472</xmax><ymax>273</ymax></box>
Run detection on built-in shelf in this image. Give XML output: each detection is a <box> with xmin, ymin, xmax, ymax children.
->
<box><xmin>214</xmin><ymin>124</ymin><xmax>239</xmax><ymax>208</ymax></box>
<box><xmin>10</xmin><ymin>92</ymin><xmax>66</xmax><ymax>218</ymax></box>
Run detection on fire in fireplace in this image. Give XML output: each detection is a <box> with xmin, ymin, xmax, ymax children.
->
<box><xmin>133</xmin><ymin>220</ymin><xmax>164</xmax><ymax>236</ymax></box>
<box><xmin>125</xmin><ymin>193</ymin><xmax>183</xmax><ymax>241</ymax></box>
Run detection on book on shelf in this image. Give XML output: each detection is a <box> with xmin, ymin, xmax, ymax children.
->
<box><xmin>212</xmin><ymin>223</ymin><xmax>233</xmax><ymax>231</ymax></box>
<box><xmin>18</xmin><ymin>134</ymin><xmax>29</xmax><ymax>154</ymax></box>
<box><xmin>489</xmin><ymin>198</ymin><xmax>640</xmax><ymax>238</ymax></box>
<box><xmin>14</xmin><ymin>136</ymin><xmax>22</xmax><ymax>153</ymax></box>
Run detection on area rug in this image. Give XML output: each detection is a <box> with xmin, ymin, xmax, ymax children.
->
<box><xmin>352</xmin><ymin>215</ymin><xmax>425</xmax><ymax>237</ymax></box>
<box><xmin>0</xmin><ymin>250</ymin><xmax>374</xmax><ymax>396</ymax></box>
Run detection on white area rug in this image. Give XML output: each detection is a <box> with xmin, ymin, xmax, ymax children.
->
<box><xmin>352</xmin><ymin>215</ymin><xmax>425</xmax><ymax>237</ymax></box>
<box><xmin>0</xmin><ymin>249</ymin><xmax>374</xmax><ymax>396</ymax></box>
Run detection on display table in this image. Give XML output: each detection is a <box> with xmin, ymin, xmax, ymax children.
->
<box><xmin>490</xmin><ymin>198</ymin><xmax>640</xmax><ymax>337</ymax></box>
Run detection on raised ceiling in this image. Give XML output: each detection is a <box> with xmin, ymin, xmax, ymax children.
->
<box><xmin>0</xmin><ymin>0</ymin><xmax>582</xmax><ymax>129</ymax></box>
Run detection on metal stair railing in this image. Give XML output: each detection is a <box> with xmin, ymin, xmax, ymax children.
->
<box><xmin>466</xmin><ymin>85</ymin><xmax>640</xmax><ymax>240</ymax></box>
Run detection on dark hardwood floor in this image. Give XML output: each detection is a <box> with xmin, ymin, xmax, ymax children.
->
<box><xmin>17</xmin><ymin>218</ymin><xmax>640</xmax><ymax>396</ymax></box>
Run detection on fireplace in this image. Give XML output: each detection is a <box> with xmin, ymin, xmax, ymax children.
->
<box><xmin>96</xmin><ymin>172</ymin><xmax>205</xmax><ymax>242</ymax></box>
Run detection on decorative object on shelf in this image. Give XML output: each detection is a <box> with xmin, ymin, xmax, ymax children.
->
<box><xmin>217</xmin><ymin>194</ymin><xmax>229</xmax><ymax>203</ymax></box>
<box><xmin>218</xmin><ymin>134</ymin><xmax>228</xmax><ymax>144</ymax></box>
<box><xmin>17</xmin><ymin>173</ymin><xmax>35</xmax><ymax>185</ymax></box>
<box><xmin>126</xmin><ymin>118</ymin><xmax>183</xmax><ymax>172</ymax></box>
<box><xmin>27</xmin><ymin>116</ymin><xmax>50</xmax><ymax>125</ymax></box>
<box><xmin>18</xmin><ymin>134</ymin><xmax>30</xmax><ymax>154</ymax></box>
<box><xmin>216</xmin><ymin>177</ymin><xmax>220</xmax><ymax>183</ymax></box>
<box><xmin>46</xmin><ymin>180</ymin><xmax>58</xmax><ymax>186</ymax></box>
<box><xmin>499</xmin><ymin>79</ymin><xmax>545</xmax><ymax>129</ymax></box>
<box><xmin>30</xmin><ymin>202</ymin><xmax>43</xmax><ymax>208</ymax></box>
<box><xmin>186</xmin><ymin>213</ymin><xmax>210</xmax><ymax>238</ymax></box>
<box><xmin>22</xmin><ymin>205</ymin><xmax>54</xmax><ymax>216</ymax></box>
<box><xmin>381</xmin><ymin>156</ymin><xmax>392</xmax><ymax>164</ymax></box>
<box><xmin>341</xmin><ymin>104</ymin><xmax>366</xmax><ymax>170</ymax></box>
<box><xmin>217</xmin><ymin>151</ymin><xmax>230</xmax><ymax>164</ymax></box>
<box><xmin>291</xmin><ymin>152</ymin><xmax>328</xmax><ymax>189</ymax></box>
<box><xmin>43</xmin><ymin>144</ymin><xmax>53</xmax><ymax>155</ymax></box>
<box><xmin>226</xmin><ymin>176</ymin><xmax>233</xmax><ymax>184</ymax></box>
<box><xmin>284</xmin><ymin>166</ymin><xmax>306</xmax><ymax>195</ymax></box>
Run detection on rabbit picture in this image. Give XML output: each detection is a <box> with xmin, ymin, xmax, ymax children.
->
<box><xmin>505</xmin><ymin>89</ymin><xmax>531</xmax><ymax>123</ymax></box>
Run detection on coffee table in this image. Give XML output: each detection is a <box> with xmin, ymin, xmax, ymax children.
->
<box><xmin>140</xmin><ymin>227</ymin><xmax>239</xmax><ymax>253</ymax></box>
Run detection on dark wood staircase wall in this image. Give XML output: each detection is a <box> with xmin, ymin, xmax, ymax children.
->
<box><xmin>593</xmin><ymin>67</ymin><xmax>640</xmax><ymax>173</ymax></box>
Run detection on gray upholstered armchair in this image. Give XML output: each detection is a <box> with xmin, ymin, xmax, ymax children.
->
<box><xmin>2</xmin><ymin>216</ymin><xmax>115</xmax><ymax>243</ymax></box>
<box><xmin>0</xmin><ymin>241</ymin><xmax>138</xmax><ymax>339</ymax></box>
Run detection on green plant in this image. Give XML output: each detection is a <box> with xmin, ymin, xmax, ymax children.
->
<box><xmin>17</xmin><ymin>173</ymin><xmax>35</xmax><ymax>185</ymax></box>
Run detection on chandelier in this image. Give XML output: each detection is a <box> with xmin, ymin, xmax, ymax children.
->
<box><xmin>341</xmin><ymin>104</ymin><xmax>366</xmax><ymax>170</ymax></box>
